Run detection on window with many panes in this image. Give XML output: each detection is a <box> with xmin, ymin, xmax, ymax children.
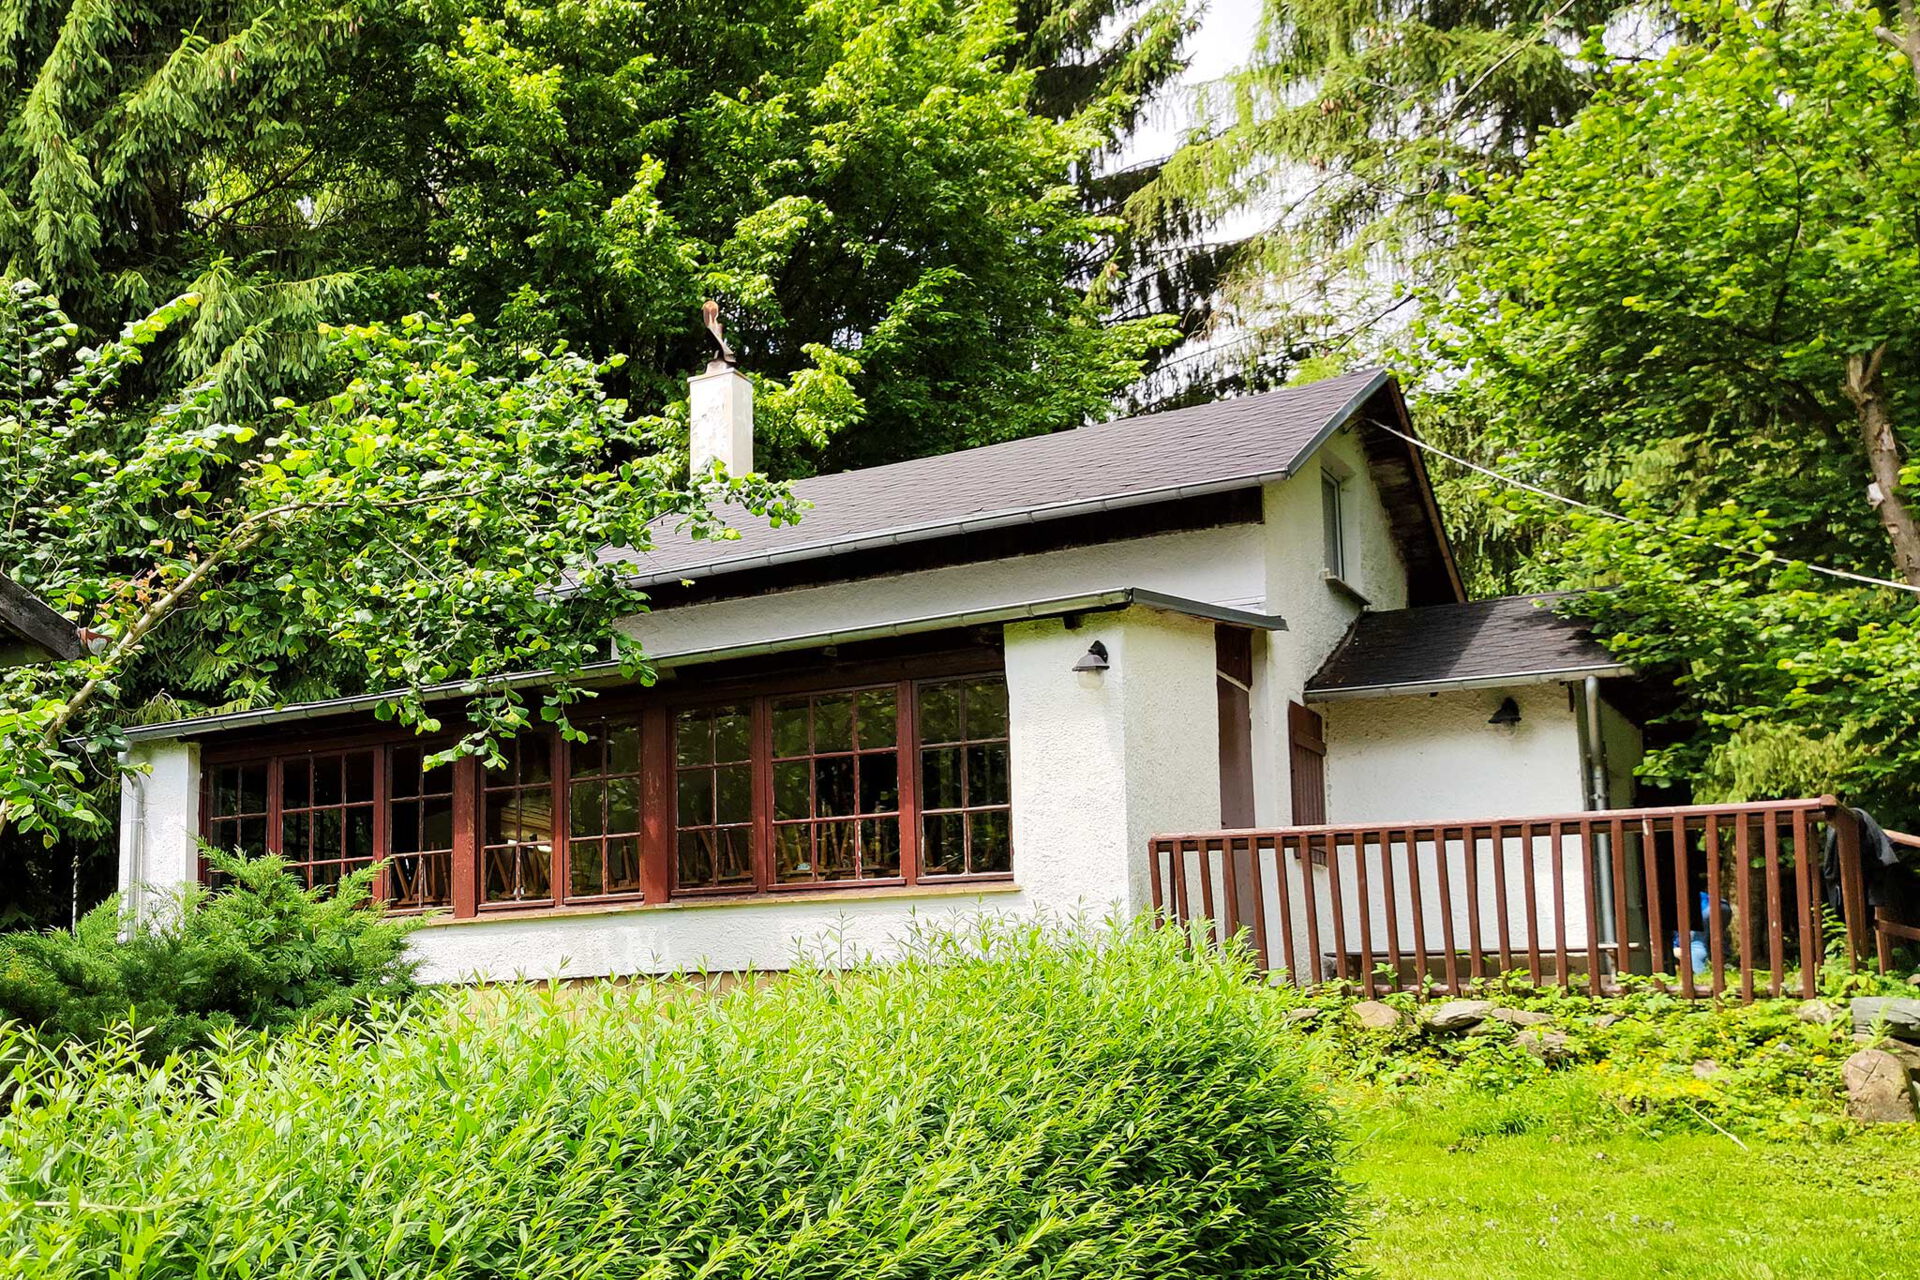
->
<box><xmin>568</xmin><ymin>721</ymin><xmax>644</xmax><ymax>898</ymax></box>
<box><xmin>770</xmin><ymin>686</ymin><xmax>901</xmax><ymax>883</ymax></box>
<box><xmin>280</xmin><ymin>750</ymin><xmax>378</xmax><ymax>891</ymax></box>
<box><xmin>388</xmin><ymin>744</ymin><xmax>455</xmax><ymax>910</ymax></box>
<box><xmin>206</xmin><ymin>763</ymin><xmax>270</xmax><ymax>861</ymax></box>
<box><xmin>202</xmin><ymin>667</ymin><xmax>1013</xmax><ymax>915</ymax></box>
<box><xmin>483</xmin><ymin>735</ymin><xmax>557</xmax><ymax>905</ymax></box>
<box><xmin>918</xmin><ymin>677</ymin><xmax>1012</xmax><ymax>876</ymax></box>
<box><xmin>674</xmin><ymin>704</ymin><xmax>755</xmax><ymax>891</ymax></box>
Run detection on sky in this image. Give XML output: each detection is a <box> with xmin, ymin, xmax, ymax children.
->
<box><xmin>1119</xmin><ymin>0</ymin><xmax>1264</xmax><ymax>169</ymax></box>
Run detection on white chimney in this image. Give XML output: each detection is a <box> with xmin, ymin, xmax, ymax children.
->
<box><xmin>689</xmin><ymin>300</ymin><xmax>753</xmax><ymax>476</ymax></box>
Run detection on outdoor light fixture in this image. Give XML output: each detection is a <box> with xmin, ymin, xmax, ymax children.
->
<box><xmin>1488</xmin><ymin>696</ymin><xmax>1522</xmax><ymax>727</ymax></box>
<box><xmin>1072</xmin><ymin>640</ymin><xmax>1110</xmax><ymax>673</ymax></box>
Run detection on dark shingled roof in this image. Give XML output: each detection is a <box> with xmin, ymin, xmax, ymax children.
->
<box><xmin>1308</xmin><ymin>593</ymin><xmax>1625</xmax><ymax>697</ymax></box>
<box><xmin>603</xmin><ymin>368</ymin><xmax>1391</xmax><ymax>586</ymax></box>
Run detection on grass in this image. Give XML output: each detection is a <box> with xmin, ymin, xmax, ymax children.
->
<box><xmin>1338</xmin><ymin>1083</ymin><xmax>1917</xmax><ymax>1278</ymax></box>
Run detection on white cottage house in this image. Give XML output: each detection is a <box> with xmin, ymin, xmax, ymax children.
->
<box><xmin>115</xmin><ymin>366</ymin><xmax>1651</xmax><ymax>983</ymax></box>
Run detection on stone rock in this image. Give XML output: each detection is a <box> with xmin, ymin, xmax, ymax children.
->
<box><xmin>1426</xmin><ymin>999</ymin><xmax>1495</xmax><ymax>1032</ymax></box>
<box><xmin>1843</xmin><ymin>1049</ymin><xmax>1918</xmax><ymax>1124</ymax></box>
<box><xmin>1592</xmin><ymin>1014</ymin><xmax>1621</xmax><ymax>1030</ymax></box>
<box><xmin>1691</xmin><ymin>1059</ymin><xmax>1721</xmax><ymax>1080</ymax></box>
<box><xmin>1353</xmin><ymin>1000</ymin><xmax>1403</xmax><ymax>1030</ymax></box>
<box><xmin>1490</xmin><ymin>1007</ymin><xmax>1553</xmax><ymax>1028</ymax></box>
<box><xmin>1850</xmin><ymin>997</ymin><xmax>1920</xmax><ymax>1038</ymax></box>
<box><xmin>1796</xmin><ymin>1000</ymin><xmax>1837</xmax><ymax>1025</ymax></box>
<box><xmin>1284</xmin><ymin>1007</ymin><xmax>1324</xmax><ymax>1027</ymax></box>
<box><xmin>1908</xmin><ymin>973</ymin><xmax>1920</xmax><ymax>988</ymax></box>
<box><xmin>1517</xmin><ymin>1029</ymin><xmax>1573</xmax><ymax>1063</ymax></box>
<box><xmin>1854</xmin><ymin>1033</ymin><xmax>1920</xmax><ymax>1074</ymax></box>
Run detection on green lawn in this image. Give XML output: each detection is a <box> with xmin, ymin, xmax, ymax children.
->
<box><xmin>1344</xmin><ymin>1092</ymin><xmax>1915</xmax><ymax>1279</ymax></box>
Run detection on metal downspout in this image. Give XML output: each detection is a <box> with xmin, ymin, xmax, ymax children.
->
<box><xmin>1582</xmin><ymin>675</ymin><xmax>1617</xmax><ymax>943</ymax></box>
<box><xmin>120</xmin><ymin>760</ymin><xmax>147</xmax><ymax>935</ymax></box>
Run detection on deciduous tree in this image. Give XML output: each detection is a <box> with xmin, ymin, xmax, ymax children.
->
<box><xmin>1416</xmin><ymin>0</ymin><xmax>1920</xmax><ymax>813</ymax></box>
<box><xmin>0</xmin><ymin>284</ymin><xmax>794</xmax><ymax>847</ymax></box>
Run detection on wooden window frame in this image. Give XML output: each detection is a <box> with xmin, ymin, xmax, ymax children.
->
<box><xmin>386</xmin><ymin>740</ymin><xmax>459</xmax><ymax>912</ymax></box>
<box><xmin>199</xmin><ymin>660</ymin><xmax>1013</xmax><ymax>919</ymax></box>
<box><xmin>913</xmin><ymin>676</ymin><xmax>1013</xmax><ymax>880</ymax></box>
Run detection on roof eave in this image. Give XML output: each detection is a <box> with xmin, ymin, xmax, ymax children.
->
<box><xmin>122</xmin><ymin>588</ymin><xmax>1287</xmax><ymax>743</ymax></box>
<box><xmin>0</xmin><ymin>577</ymin><xmax>83</xmax><ymax>664</ymax></box>
<box><xmin>1304</xmin><ymin>663</ymin><xmax>1633</xmax><ymax>703</ymax></box>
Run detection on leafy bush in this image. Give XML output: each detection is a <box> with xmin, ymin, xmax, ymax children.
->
<box><xmin>1278</xmin><ymin>980</ymin><xmax>1884</xmax><ymax>1139</ymax></box>
<box><xmin>0</xmin><ymin>922</ymin><xmax>1353</xmax><ymax>1278</ymax></box>
<box><xmin>0</xmin><ymin>849</ymin><xmax>420</xmax><ymax>1059</ymax></box>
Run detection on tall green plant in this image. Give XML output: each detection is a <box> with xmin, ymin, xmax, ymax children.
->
<box><xmin>0</xmin><ymin>923</ymin><xmax>1354</xmax><ymax>1277</ymax></box>
<box><xmin>0</xmin><ymin>0</ymin><xmax>1183</xmax><ymax>456</ymax></box>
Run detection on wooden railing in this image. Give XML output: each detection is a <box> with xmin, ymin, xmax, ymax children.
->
<box><xmin>1879</xmin><ymin>828</ymin><xmax>1920</xmax><ymax>974</ymax></box>
<box><xmin>1149</xmin><ymin>798</ymin><xmax>1874</xmax><ymax>1000</ymax></box>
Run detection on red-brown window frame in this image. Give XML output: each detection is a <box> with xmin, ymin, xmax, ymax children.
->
<box><xmin>199</xmin><ymin>660</ymin><xmax>1014</xmax><ymax>918</ymax></box>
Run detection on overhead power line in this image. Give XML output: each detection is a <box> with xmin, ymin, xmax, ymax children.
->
<box><xmin>1371</xmin><ymin>420</ymin><xmax>1920</xmax><ymax>597</ymax></box>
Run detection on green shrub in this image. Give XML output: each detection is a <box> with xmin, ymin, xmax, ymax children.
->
<box><xmin>1278</xmin><ymin>981</ymin><xmax>1872</xmax><ymax>1139</ymax></box>
<box><xmin>0</xmin><ymin>849</ymin><xmax>420</xmax><ymax>1059</ymax></box>
<box><xmin>0</xmin><ymin>922</ymin><xmax>1353</xmax><ymax>1278</ymax></box>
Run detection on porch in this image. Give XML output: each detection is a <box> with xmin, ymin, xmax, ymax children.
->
<box><xmin>1149</xmin><ymin>797</ymin><xmax>1901</xmax><ymax>999</ymax></box>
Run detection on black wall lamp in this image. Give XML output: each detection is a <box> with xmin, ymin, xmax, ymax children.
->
<box><xmin>1488</xmin><ymin>696</ymin><xmax>1522</xmax><ymax>727</ymax></box>
<box><xmin>1072</xmin><ymin>640</ymin><xmax>1110</xmax><ymax>673</ymax></box>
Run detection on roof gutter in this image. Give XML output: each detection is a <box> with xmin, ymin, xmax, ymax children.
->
<box><xmin>615</xmin><ymin>373</ymin><xmax>1392</xmax><ymax>589</ymax></box>
<box><xmin>121</xmin><ymin>587</ymin><xmax>1286</xmax><ymax>742</ymax></box>
<box><xmin>1303</xmin><ymin>663</ymin><xmax>1631</xmax><ymax>703</ymax></box>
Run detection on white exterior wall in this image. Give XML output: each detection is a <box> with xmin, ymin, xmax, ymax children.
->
<box><xmin>1285</xmin><ymin>683</ymin><xmax>1609</xmax><ymax>970</ymax></box>
<box><xmin>1321</xmin><ymin>684</ymin><xmax>1585</xmax><ymax>825</ymax></box>
<box><xmin>615</xmin><ymin>522</ymin><xmax>1267</xmax><ymax>657</ymax></box>
<box><xmin>115</xmin><ymin>605</ymin><xmax>1223</xmax><ymax>983</ymax></box>
<box><xmin>116</xmin><ymin>740</ymin><xmax>202</xmax><ymax>923</ymax></box>
<box><xmin>1598</xmin><ymin>696</ymin><xmax>1644</xmax><ymax>809</ymax></box>
<box><xmin>1247</xmin><ymin>427</ymin><xmax>1411</xmax><ymax>825</ymax></box>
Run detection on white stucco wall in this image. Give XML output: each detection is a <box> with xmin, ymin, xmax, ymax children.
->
<box><xmin>1598</xmin><ymin>695</ymin><xmax>1644</xmax><ymax>809</ymax></box>
<box><xmin>1320</xmin><ymin>684</ymin><xmax>1585</xmax><ymax>825</ymax></box>
<box><xmin>116</xmin><ymin>740</ymin><xmax>201</xmax><ymax>923</ymax></box>
<box><xmin>116</xmin><ymin>605</ymin><xmax>1224</xmax><ymax>983</ymax></box>
<box><xmin>1270</xmin><ymin>681</ymin><xmax>1635</xmax><ymax>970</ymax></box>
<box><xmin>615</xmin><ymin>522</ymin><xmax>1268</xmax><ymax>658</ymax></box>
<box><xmin>1249</xmin><ymin>427</ymin><xmax>1411</xmax><ymax>824</ymax></box>
<box><xmin>407</xmin><ymin>885</ymin><xmax>1029</xmax><ymax>982</ymax></box>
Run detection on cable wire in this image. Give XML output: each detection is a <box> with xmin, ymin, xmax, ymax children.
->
<box><xmin>1370</xmin><ymin>419</ymin><xmax>1920</xmax><ymax>596</ymax></box>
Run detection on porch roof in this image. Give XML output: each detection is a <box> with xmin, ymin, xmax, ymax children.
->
<box><xmin>1304</xmin><ymin>593</ymin><xmax>1628</xmax><ymax>701</ymax></box>
<box><xmin>119</xmin><ymin>587</ymin><xmax>1286</xmax><ymax>742</ymax></box>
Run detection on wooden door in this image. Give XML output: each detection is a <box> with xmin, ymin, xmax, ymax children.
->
<box><xmin>1215</xmin><ymin>627</ymin><xmax>1255</xmax><ymax>828</ymax></box>
<box><xmin>1288</xmin><ymin>701</ymin><xmax>1327</xmax><ymax>825</ymax></box>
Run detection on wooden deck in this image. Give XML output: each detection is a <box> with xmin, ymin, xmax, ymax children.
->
<box><xmin>1149</xmin><ymin>797</ymin><xmax>1882</xmax><ymax>999</ymax></box>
